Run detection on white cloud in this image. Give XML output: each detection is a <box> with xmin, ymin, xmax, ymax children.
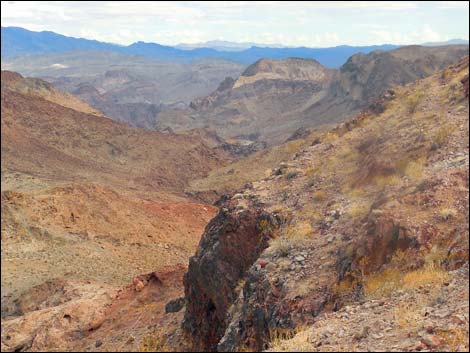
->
<box><xmin>1</xmin><ymin>1</ymin><xmax>467</xmax><ymax>46</ymax></box>
<box><xmin>371</xmin><ymin>25</ymin><xmax>445</xmax><ymax>45</ymax></box>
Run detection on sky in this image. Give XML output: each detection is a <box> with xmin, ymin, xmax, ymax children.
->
<box><xmin>1</xmin><ymin>1</ymin><xmax>469</xmax><ymax>47</ymax></box>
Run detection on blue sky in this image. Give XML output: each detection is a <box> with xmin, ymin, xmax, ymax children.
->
<box><xmin>1</xmin><ymin>1</ymin><xmax>469</xmax><ymax>47</ymax></box>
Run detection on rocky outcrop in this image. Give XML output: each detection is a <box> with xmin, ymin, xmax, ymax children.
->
<box><xmin>0</xmin><ymin>280</ymin><xmax>117</xmax><ymax>352</ymax></box>
<box><xmin>182</xmin><ymin>196</ymin><xmax>280</xmax><ymax>351</ymax></box>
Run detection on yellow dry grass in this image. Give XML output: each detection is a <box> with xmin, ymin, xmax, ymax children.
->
<box><xmin>140</xmin><ymin>332</ymin><xmax>171</xmax><ymax>352</ymax></box>
<box><xmin>364</xmin><ymin>263</ymin><xmax>450</xmax><ymax>299</ymax></box>
<box><xmin>312</xmin><ymin>190</ymin><xmax>327</xmax><ymax>202</ymax></box>
<box><xmin>393</xmin><ymin>301</ymin><xmax>422</xmax><ymax>330</ymax></box>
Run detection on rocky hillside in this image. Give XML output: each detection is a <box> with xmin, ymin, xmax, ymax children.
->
<box><xmin>0</xmin><ymin>72</ymin><xmax>234</xmax><ymax>351</ymax></box>
<box><xmin>181</xmin><ymin>57</ymin><xmax>469</xmax><ymax>351</ymax></box>
<box><xmin>157</xmin><ymin>45</ymin><xmax>468</xmax><ymax>147</ymax></box>
<box><xmin>0</xmin><ymin>70</ymin><xmax>102</xmax><ymax>116</ymax></box>
<box><xmin>1</xmin><ymin>71</ymin><xmax>230</xmax><ymax>193</ymax></box>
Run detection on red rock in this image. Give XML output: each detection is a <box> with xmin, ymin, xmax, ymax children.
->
<box><xmin>414</xmin><ymin>342</ymin><xmax>426</xmax><ymax>351</ymax></box>
<box><xmin>421</xmin><ymin>335</ymin><xmax>442</xmax><ymax>348</ymax></box>
<box><xmin>135</xmin><ymin>281</ymin><xmax>145</xmax><ymax>292</ymax></box>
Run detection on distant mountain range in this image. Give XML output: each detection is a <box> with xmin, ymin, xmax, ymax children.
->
<box><xmin>1</xmin><ymin>26</ymin><xmax>400</xmax><ymax>68</ymax></box>
<box><xmin>422</xmin><ymin>39</ymin><xmax>469</xmax><ymax>46</ymax></box>
<box><xmin>175</xmin><ymin>40</ymin><xmax>290</xmax><ymax>51</ymax></box>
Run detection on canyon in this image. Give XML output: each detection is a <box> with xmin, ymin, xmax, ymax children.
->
<box><xmin>1</xmin><ymin>26</ymin><xmax>469</xmax><ymax>353</ymax></box>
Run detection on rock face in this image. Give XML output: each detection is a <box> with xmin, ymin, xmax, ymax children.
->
<box><xmin>182</xmin><ymin>197</ymin><xmax>280</xmax><ymax>351</ymax></box>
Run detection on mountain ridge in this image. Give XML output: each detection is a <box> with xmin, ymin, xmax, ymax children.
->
<box><xmin>1</xmin><ymin>26</ymin><xmax>400</xmax><ymax>68</ymax></box>
<box><xmin>156</xmin><ymin>44</ymin><xmax>469</xmax><ymax>146</ymax></box>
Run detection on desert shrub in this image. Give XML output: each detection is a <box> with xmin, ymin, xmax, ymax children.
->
<box><xmin>312</xmin><ymin>190</ymin><xmax>327</xmax><ymax>202</ymax></box>
<box><xmin>270</xmin><ymin>236</ymin><xmax>295</xmax><ymax>257</ymax></box>
<box><xmin>440</xmin><ymin>208</ymin><xmax>457</xmax><ymax>221</ymax></box>
<box><xmin>406</xmin><ymin>92</ymin><xmax>424</xmax><ymax>113</ymax></box>
<box><xmin>141</xmin><ymin>332</ymin><xmax>170</xmax><ymax>352</ymax></box>
<box><xmin>268</xmin><ymin>327</ymin><xmax>308</xmax><ymax>351</ymax></box>
<box><xmin>363</xmin><ymin>267</ymin><xmax>402</xmax><ymax>298</ymax></box>
<box><xmin>363</xmin><ymin>248</ymin><xmax>450</xmax><ymax>299</ymax></box>
<box><xmin>403</xmin><ymin>157</ymin><xmax>425</xmax><ymax>179</ymax></box>
<box><xmin>433</xmin><ymin>124</ymin><xmax>455</xmax><ymax>148</ymax></box>
<box><xmin>438</xmin><ymin>328</ymin><xmax>470</xmax><ymax>352</ymax></box>
<box><xmin>402</xmin><ymin>264</ymin><xmax>450</xmax><ymax>289</ymax></box>
<box><xmin>347</xmin><ymin>200</ymin><xmax>371</xmax><ymax>219</ymax></box>
<box><xmin>285</xmin><ymin>171</ymin><xmax>299</xmax><ymax>180</ymax></box>
<box><xmin>393</xmin><ymin>301</ymin><xmax>421</xmax><ymax>330</ymax></box>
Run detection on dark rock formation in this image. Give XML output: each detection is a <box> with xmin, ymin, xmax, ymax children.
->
<box><xmin>165</xmin><ymin>297</ymin><xmax>185</xmax><ymax>313</ymax></box>
<box><xmin>182</xmin><ymin>198</ymin><xmax>279</xmax><ymax>351</ymax></box>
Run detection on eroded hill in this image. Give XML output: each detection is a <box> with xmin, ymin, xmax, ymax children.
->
<box><xmin>157</xmin><ymin>45</ymin><xmax>468</xmax><ymax>147</ymax></box>
<box><xmin>2</xmin><ymin>51</ymin><xmax>245</xmax><ymax>129</ymax></box>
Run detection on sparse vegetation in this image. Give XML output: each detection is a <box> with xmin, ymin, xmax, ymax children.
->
<box><xmin>141</xmin><ymin>332</ymin><xmax>171</xmax><ymax>352</ymax></box>
<box><xmin>433</xmin><ymin>124</ymin><xmax>456</xmax><ymax>148</ymax></box>
<box><xmin>363</xmin><ymin>247</ymin><xmax>451</xmax><ymax>299</ymax></box>
<box><xmin>285</xmin><ymin>171</ymin><xmax>299</xmax><ymax>180</ymax></box>
<box><xmin>440</xmin><ymin>208</ymin><xmax>457</xmax><ymax>221</ymax></box>
<box><xmin>347</xmin><ymin>200</ymin><xmax>371</xmax><ymax>219</ymax></box>
<box><xmin>393</xmin><ymin>301</ymin><xmax>421</xmax><ymax>330</ymax></box>
<box><xmin>438</xmin><ymin>327</ymin><xmax>470</xmax><ymax>352</ymax></box>
<box><xmin>406</xmin><ymin>91</ymin><xmax>424</xmax><ymax>113</ymax></box>
<box><xmin>403</xmin><ymin>157</ymin><xmax>426</xmax><ymax>180</ymax></box>
<box><xmin>402</xmin><ymin>264</ymin><xmax>450</xmax><ymax>289</ymax></box>
<box><xmin>268</xmin><ymin>327</ymin><xmax>308</xmax><ymax>351</ymax></box>
<box><xmin>269</xmin><ymin>235</ymin><xmax>295</xmax><ymax>257</ymax></box>
<box><xmin>313</xmin><ymin>190</ymin><xmax>327</xmax><ymax>202</ymax></box>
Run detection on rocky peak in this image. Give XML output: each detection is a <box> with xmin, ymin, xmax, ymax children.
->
<box><xmin>234</xmin><ymin>57</ymin><xmax>329</xmax><ymax>88</ymax></box>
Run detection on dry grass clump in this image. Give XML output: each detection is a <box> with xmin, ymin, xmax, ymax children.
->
<box><xmin>440</xmin><ymin>208</ymin><xmax>458</xmax><ymax>221</ymax></box>
<box><xmin>433</xmin><ymin>124</ymin><xmax>455</xmax><ymax>148</ymax></box>
<box><xmin>363</xmin><ymin>267</ymin><xmax>403</xmax><ymax>298</ymax></box>
<box><xmin>141</xmin><ymin>331</ymin><xmax>171</xmax><ymax>352</ymax></box>
<box><xmin>269</xmin><ymin>235</ymin><xmax>295</xmax><ymax>257</ymax></box>
<box><xmin>401</xmin><ymin>264</ymin><xmax>450</xmax><ymax>289</ymax></box>
<box><xmin>267</xmin><ymin>327</ymin><xmax>360</xmax><ymax>352</ymax></box>
<box><xmin>393</xmin><ymin>301</ymin><xmax>422</xmax><ymax>330</ymax></box>
<box><xmin>438</xmin><ymin>328</ymin><xmax>470</xmax><ymax>352</ymax></box>
<box><xmin>313</xmin><ymin>190</ymin><xmax>327</xmax><ymax>202</ymax></box>
<box><xmin>406</xmin><ymin>91</ymin><xmax>424</xmax><ymax>113</ymax></box>
<box><xmin>267</xmin><ymin>327</ymin><xmax>311</xmax><ymax>352</ymax></box>
<box><xmin>403</xmin><ymin>157</ymin><xmax>426</xmax><ymax>180</ymax></box>
<box><xmin>363</xmin><ymin>247</ymin><xmax>451</xmax><ymax>299</ymax></box>
<box><xmin>347</xmin><ymin>199</ymin><xmax>372</xmax><ymax>219</ymax></box>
